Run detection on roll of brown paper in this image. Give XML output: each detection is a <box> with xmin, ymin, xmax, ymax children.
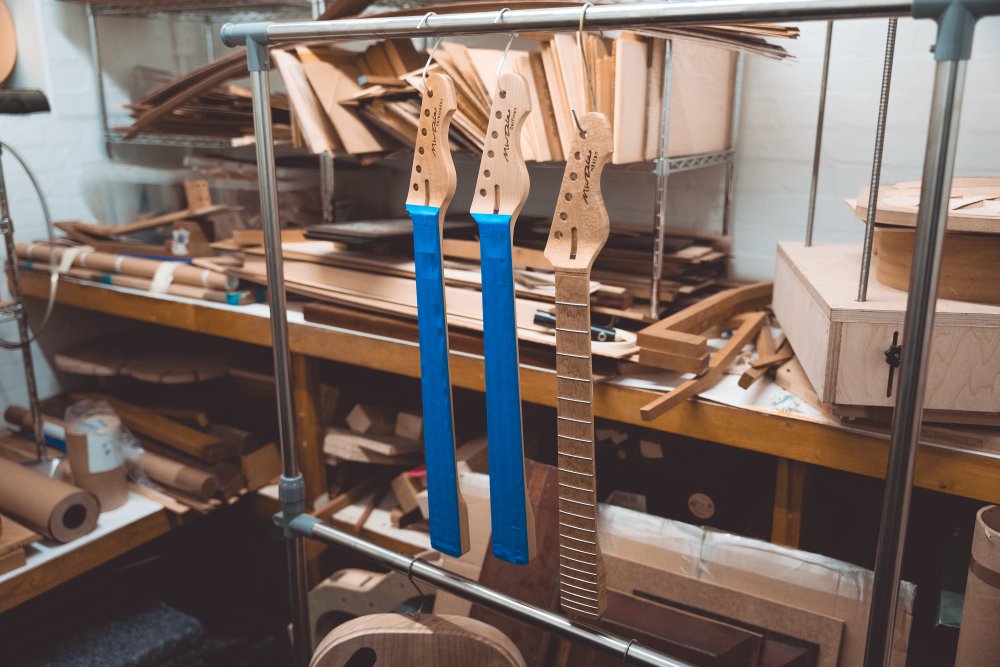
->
<box><xmin>955</xmin><ymin>505</ymin><xmax>1000</xmax><ymax>666</ymax></box>
<box><xmin>138</xmin><ymin>451</ymin><xmax>217</xmax><ymax>502</ymax></box>
<box><xmin>0</xmin><ymin>457</ymin><xmax>99</xmax><ymax>543</ymax></box>
<box><xmin>65</xmin><ymin>414</ymin><xmax>129</xmax><ymax>512</ymax></box>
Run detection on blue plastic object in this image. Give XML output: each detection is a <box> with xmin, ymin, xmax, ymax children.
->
<box><xmin>406</xmin><ymin>203</ymin><xmax>465</xmax><ymax>558</ymax></box>
<box><xmin>472</xmin><ymin>212</ymin><xmax>531</xmax><ymax>566</ymax></box>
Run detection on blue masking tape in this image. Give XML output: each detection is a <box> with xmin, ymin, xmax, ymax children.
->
<box><xmin>472</xmin><ymin>212</ymin><xmax>531</xmax><ymax>566</ymax></box>
<box><xmin>226</xmin><ymin>292</ymin><xmax>240</xmax><ymax>305</ymax></box>
<box><xmin>406</xmin><ymin>204</ymin><xmax>465</xmax><ymax>558</ymax></box>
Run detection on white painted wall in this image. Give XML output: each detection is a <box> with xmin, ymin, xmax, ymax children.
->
<box><xmin>730</xmin><ymin>17</ymin><xmax>1000</xmax><ymax>279</ymax></box>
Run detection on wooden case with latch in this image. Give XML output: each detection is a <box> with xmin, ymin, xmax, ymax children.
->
<box><xmin>772</xmin><ymin>241</ymin><xmax>1000</xmax><ymax>413</ymax></box>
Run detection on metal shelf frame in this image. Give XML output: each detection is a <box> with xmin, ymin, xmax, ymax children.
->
<box><xmin>220</xmin><ymin>2</ymin><xmax>1000</xmax><ymax>666</ymax></box>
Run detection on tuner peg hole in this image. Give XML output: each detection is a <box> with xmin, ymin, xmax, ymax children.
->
<box><xmin>495</xmin><ymin>111</ymin><xmax>502</xmax><ymax>119</ymax></box>
<box><xmin>499</xmin><ymin>90</ymin><xmax>507</xmax><ymax>99</ymax></box>
<box><xmin>570</xmin><ymin>173</ymin><xmax>578</xmax><ymax>181</ymax></box>
<box><xmin>488</xmin><ymin>150</ymin><xmax>495</xmax><ymax>158</ymax></box>
<box><xmin>412</xmin><ymin>183</ymin><xmax>419</xmax><ymax>191</ymax></box>
<box><xmin>564</xmin><ymin>193</ymin><xmax>572</xmax><ymax>201</ymax></box>
<box><xmin>479</xmin><ymin>188</ymin><xmax>487</xmax><ymax>197</ymax></box>
<box><xmin>427</xmin><ymin>89</ymin><xmax>434</xmax><ymax>98</ymax></box>
<box><xmin>559</xmin><ymin>212</ymin><xmax>568</xmax><ymax>221</ymax></box>
<box><xmin>491</xmin><ymin>130</ymin><xmax>498</xmax><ymax>139</ymax></box>
<box><xmin>554</xmin><ymin>231</ymin><xmax>563</xmax><ymax>240</ymax></box>
<box><xmin>415</xmin><ymin>165</ymin><xmax>422</xmax><ymax>173</ymax></box>
<box><xmin>483</xmin><ymin>169</ymin><xmax>491</xmax><ymax>178</ymax></box>
<box><xmin>574</xmin><ymin>151</ymin><xmax>581</xmax><ymax>160</ymax></box>
<box><xmin>421</xmin><ymin>128</ymin><xmax>427</xmax><ymax>136</ymax></box>
<box><xmin>418</xmin><ymin>147</ymin><xmax>424</xmax><ymax>155</ymax></box>
<box><xmin>424</xmin><ymin>108</ymin><xmax>430</xmax><ymax>117</ymax></box>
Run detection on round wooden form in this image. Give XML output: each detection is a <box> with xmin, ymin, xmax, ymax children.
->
<box><xmin>874</xmin><ymin>227</ymin><xmax>1000</xmax><ymax>305</ymax></box>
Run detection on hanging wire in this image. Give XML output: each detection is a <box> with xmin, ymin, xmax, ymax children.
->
<box><xmin>0</xmin><ymin>141</ymin><xmax>59</xmax><ymax>349</ymax></box>
<box><xmin>571</xmin><ymin>3</ymin><xmax>597</xmax><ymax>136</ymax></box>
<box><xmin>419</xmin><ymin>12</ymin><xmax>442</xmax><ymax>88</ymax></box>
<box><xmin>495</xmin><ymin>31</ymin><xmax>517</xmax><ymax>96</ymax></box>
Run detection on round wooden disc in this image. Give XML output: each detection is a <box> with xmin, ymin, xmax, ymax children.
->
<box><xmin>0</xmin><ymin>1</ymin><xmax>16</xmax><ymax>85</ymax></box>
<box><xmin>875</xmin><ymin>227</ymin><xmax>1000</xmax><ymax>306</ymax></box>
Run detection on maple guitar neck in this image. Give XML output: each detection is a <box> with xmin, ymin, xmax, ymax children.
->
<box><xmin>543</xmin><ymin>112</ymin><xmax>613</xmax><ymax>619</ymax></box>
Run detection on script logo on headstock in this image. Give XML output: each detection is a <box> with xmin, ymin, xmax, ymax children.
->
<box><xmin>430</xmin><ymin>98</ymin><xmax>444</xmax><ymax>158</ymax></box>
<box><xmin>582</xmin><ymin>150</ymin><xmax>599</xmax><ymax>205</ymax></box>
<box><xmin>503</xmin><ymin>108</ymin><xmax>518</xmax><ymax>163</ymax></box>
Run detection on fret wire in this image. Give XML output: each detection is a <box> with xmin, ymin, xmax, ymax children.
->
<box><xmin>560</xmin><ymin>595</ymin><xmax>600</xmax><ymax>610</ymax></box>
<box><xmin>561</xmin><ymin>588</ymin><xmax>600</xmax><ymax>604</ymax></box>
<box><xmin>559</xmin><ymin>469</ymin><xmax>594</xmax><ymax>478</ymax></box>
<box><xmin>561</xmin><ymin>580</ymin><xmax>599</xmax><ymax>594</ymax></box>
<box><xmin>556</xmin><ymin>327</ymin><xmax>589</xmax><ymax>334</ymax></box>
<box><xmin>560</xmin><ymin>571</ymin><xmax>599</xmax><ymax>585</ymax></box>
<box><xmin>560</xmin><ymin>543</ymin><xmax>597</xmax><ymax>557</ymax></box>
<box><xmin>558</xmin><ymin>481</ymin><xmax>592</xmax><ymax>493</ymax></box>
<box><xmin>556</xmin><ymin>351</ymin><xmax>588</xmax><ymax>359</ymax></box>
<box><xmin>559</xmin><ymin>508</ymin><xmax>596</xmax><ymax>520</ymax></box>
<box><xmin>557</xmin><ymin>374</ymin><xmax>589</xmax><ymax>382</ymax></box>
<box><xmin>557</xmin><ymin>396</ymin><xmax>591</xmax><ymax>404</ymax></box>
<box><xmin>558</xmin><ymin>416</ymin><xmax>591</xmax><ymax>424</ymax></box>
<box><xmin>558</xmin><ymin>434</ymin><xmax>593</xmax><ymax>443</ymax></box>
<box><xmin>559</xmin><ymin>496</ymin><xmax>592</xmax><ymax>506</ymax></box>
<box><xmin>560</xmin><ymin>556</ymin><xmax>598</xmax><ymax>571</ymax></box>
<box><xmin>558</xmin><ymin>450</ymin><xmax>590</xmax><ymax>460</ymax></box>
<box><xmin>559</xmin><ymin>532</ymin><xmax>597</xmax><ymax>545</ymax></box>
<box><xmin>559</xmin><ymin>521</ymin><xmax>596</xmax><ymax>533</ymax></box>
<box><xmin>554</xmin><ymin>301</ymin><xmax>589</xmax><ymax>307</ymax></box>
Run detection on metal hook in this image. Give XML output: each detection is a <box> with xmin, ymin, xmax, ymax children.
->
<box><xmin>577</xmin><ymin>3</ymin><xmax>598</xmax><ymax>112</ymax></box>
<box><xmin>404</xmin><ymin>555</ymin><xmax>430</xmax><ymax>616</ymax></box>
<box><xmin>422</xmin><ymin>36</ymin><xmax>443</xmax><ymax>88</ymax></box>
<box><xmin>621</xmin><ymin>639</ymin><xmax>637</xmax><ymax>664</ymax></box>
<box><xmin>416</xmin><ymin>10</ymin><xmax>436</xmax><ymax>30</ymax></box>
<box><xmin>570</xmin><ymin>2</ymin><xmax>597</xmax><ymax>136</ymax></box>
<box><xmin>495</xmin><ymin>30</ymin><xmax>517</xmax><ymax>97</ymax></box>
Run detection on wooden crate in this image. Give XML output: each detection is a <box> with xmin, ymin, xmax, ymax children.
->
<box><xmin>772</xmin><ymin>242</ymin><xmax>1000</xmax><ymax>412</ymax></box>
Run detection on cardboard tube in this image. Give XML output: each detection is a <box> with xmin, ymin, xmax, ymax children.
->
<box><xmin>65</xmin><ymin>414</ymin><xmax>130</xmax><ymax>512</ymax></box>
<box><xmin>955</xmin><ymin>505</ymin><xmax>1000</xmax><ymax>666</ymax></box>
<box><xmin>0</xmin><ymin>457</ymin><xmax>99</xmax><ymax>543</ymax></box>
<box><xmin>16</xmin><ymin>242</ymin><xmax>237</xmax><ymax>291</ymax></box>
<box><xmin>138</xmin><ymin>451</ymin><xmax>217</xmax><ymax>501</ymax></box>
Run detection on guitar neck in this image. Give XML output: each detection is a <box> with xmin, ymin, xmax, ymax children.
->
<box><xmin>553</xmin><ymin>270</ymin><xmax>605</xmax><ymax>618</ymax></box>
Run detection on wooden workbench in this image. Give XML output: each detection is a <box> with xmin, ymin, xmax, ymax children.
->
<box><xmin>19</xmin><ymin>273</ymin><xmax>1000</xmax><ymax>535</ymax></box>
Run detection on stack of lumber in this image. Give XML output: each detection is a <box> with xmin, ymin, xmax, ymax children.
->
<box><xmin>118</xmin><ymin>49</ymin><xmax>292</xmax><ymax>144</ymax></box>
<box><xmin>0</xmin><ymin>514</ymin><xmax>40</xmax><ymax>576</ymax></box>
<box><xmin>847</xmin><ymin>177</ymin><xmax>1000</xmax><ymax>306</ymax></box>
<box><xmin>16</xmin><ymin>241</ymin><xmax>255</xmax><ymax>305</ymax></box>
<box><xmin>278</xmin><ymin>24</ymin><xmax>794</xmax><ymax>161</ymax></box>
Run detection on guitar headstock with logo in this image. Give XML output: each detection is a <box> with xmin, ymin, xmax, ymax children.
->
<box><xmin>470</xmin><ymin>72</ymin><xmax>531</xmax><ymax>221</ymax></box>
<box><xmin>543</xmin><ymin>112</ymin><xmax>612</xmax><ymax>272</ymax></box>
<box><xmin>406</xmin><ymin>73</ymin><xmax>458</xmax><ymax>212</ymax></box>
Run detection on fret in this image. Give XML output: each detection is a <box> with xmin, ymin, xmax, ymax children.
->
<box><xmin>558</xmin><ymin>521</ymin><xmax>596</xmax><ymax>533</ymax></box>
<box><xmin>545</xmin><ymin>112</ymin><xmax>612</xmax><ymax>620</ymax></box>
<box><xmin>560</xmin><ymin>543</ymin><xmax>598</xmax><ymax>558</ymax></box>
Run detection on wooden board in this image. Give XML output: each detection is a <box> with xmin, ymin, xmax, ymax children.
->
<box><xmin>874</xmin><ymin>227</ymin><xmax>1000</xmax><ymax>306</ymax></box>
<box><xmin>852</xmin><ymin>177</ymin><xmax>1000</xmax><ymax>233</ymax></box>
<box><xmin>772</xmin><ymin>242</ymin><xmax>1000</xmax><ymax>412</ymax></box>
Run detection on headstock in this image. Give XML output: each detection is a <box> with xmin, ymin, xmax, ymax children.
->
<box><xmin>406</xmin><ymin>73</ymin><xmax>458</xmax><ymax>211</ymax></box>
<box><xmin>470</xmin><ymin>72</ymin><xmax>531</xmax><ymax>220</ymax></box>
<box><xmin>543</xmin><ymin>112</ymin><xmax>612</xmax><ymax>272</ymax></box>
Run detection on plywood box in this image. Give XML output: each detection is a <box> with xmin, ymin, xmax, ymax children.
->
<box><xmin>772</xmin><ymin>242</ymin><xmax>1000</xmax><ymax>412</ymax></box>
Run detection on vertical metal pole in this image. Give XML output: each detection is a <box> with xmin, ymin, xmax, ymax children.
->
<box><xmin>863</xmin><ymin>58</ymin><xmax>967</xmax><ymax>667</ymax></box>
<box><xmin>805</xmin><ymin>20</ymin><xmax>833</xmax><ymax>246</ymax></box>
<box><xmin>858</xmin><ymin>18</ymin><xmax>898</xmax><ymax>302</ymax></box>
<box><xmin>319</xmin><ymin>154</ymin><xmax>336</xmax><ymax>224</ymax></box>
<box><xmin>721</xmin><ymin>52</ymin><xmax>745</xmax><ymax>237</ymax></box>
<box><xmin>0</xmin><ymin>147</ymin><xmax>45</xmax><ymax>461</ymax></box>
<box><xmin>204</xmin><ymin>18</ymin><xmax>217</xmax><ymax>61</ymax></box>
<box><xmin>86</xmin><ymin>5</ymin><xmax>112</xmax><ymax>158</ymax></box>
<box><xmin>649</xmin><ymin>39</ymin><xmax>673</xmax><ymax>320</ymax></box>
<box><xmin>247</xmin><ymin>44</ymin><xmax>313</xmax><ymax>667</ymax></box>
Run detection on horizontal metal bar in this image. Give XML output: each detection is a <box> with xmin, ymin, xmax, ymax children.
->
<box><xmin>223</xmin><ymin>0</ymin><xmax>912</xmax><ymax>46</ymax></box>
<box><xmin>291</xmin><ymin>516</ymin><xmax>693</xmax><ymax>667</ymax></box>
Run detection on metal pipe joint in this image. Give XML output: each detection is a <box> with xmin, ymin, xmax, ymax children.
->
<box><xmin>913</xmin><ymin>0</ymin><xmax>999</xmax><ymax>60</ymax></box>
<box><xmin>276</xmin><ymin>474</ymin><xmax>308</xmax><ymax>538</ymax></box>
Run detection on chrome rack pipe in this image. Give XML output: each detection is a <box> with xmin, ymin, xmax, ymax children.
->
<box><xmin>650</xmin><ymin>39</ymin><xmax>674</xmax><ymax>320</ymax></box>
<box><xmin>805</xmin><ymin>20</ymin><xmax>834</xmax><ymax>246</ymax></box>
<box><xmin>289</xmin><ymin>515</ymin><xmax>694</xmax><ymax>667</ymax></box>
<box><xmin>222</xmin><ymin>0</ymin><xmax>912</xmax><ymax>47</ymax></box>
<box><xmin>857</xmin><ymin>18</ymin><xmax>898</xmax><ymax>302</ymax></box>
<box><xmin>247</xmin><ymin>45</ymin><xmax>313</xmax><ymax>666</ymax></box>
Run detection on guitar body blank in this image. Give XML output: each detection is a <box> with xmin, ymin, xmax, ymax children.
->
<box><xmin>310</xmin><ymin>614</ymin><xmax>526</xmax><ymax>667</ymax></box>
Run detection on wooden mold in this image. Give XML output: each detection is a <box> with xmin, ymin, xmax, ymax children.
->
<box><xmin>772</xmin><ymin>242</ymin><xmax>1000</xmax><ymax>413</ymax></box>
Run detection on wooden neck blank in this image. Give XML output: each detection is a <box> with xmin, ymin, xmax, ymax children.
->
<box><xmin>470</xmin><ymin>72</ymin><xmax>531</xmax><ymax>220</ymax></box>
<box><xmin>543</xmin><ymin>112</ymin><xmax>613</xmax><ymax>620</ymax></box>
<box><xmin>407</xmin><ymin>73</ymin><xmax>458</xmax><ymax>212</ymax></box>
